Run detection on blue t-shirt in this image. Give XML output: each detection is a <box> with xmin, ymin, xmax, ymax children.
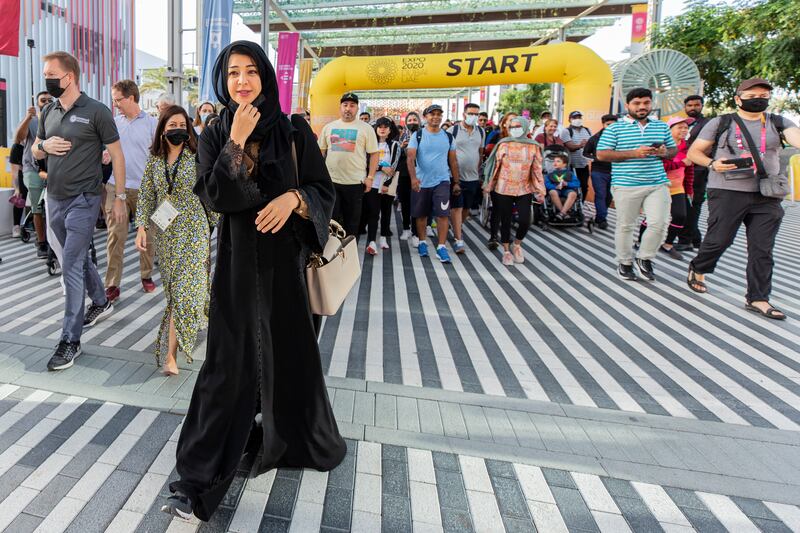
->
<box><xmin>408</xmin><ymin>128</ymin><xmax>456</xmax><ymax>189</ymax></box>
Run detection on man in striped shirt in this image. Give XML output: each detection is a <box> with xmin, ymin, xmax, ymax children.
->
<box><xmin>597</xmin><ymin>88</ymin><xmax>677</xmax><ymax>281</ymax></box>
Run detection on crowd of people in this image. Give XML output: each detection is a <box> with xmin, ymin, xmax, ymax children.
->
<box><xmin>2</xmin><ymin>40</ymin><xmax>799</xmax><ymax>522</ymax></box>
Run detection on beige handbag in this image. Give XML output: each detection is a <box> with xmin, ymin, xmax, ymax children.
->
<box><xmin>290</xmin><ymin>140</ymin><xmax>362</xmax><ymax>316</ymax></box>
<box><xmin>306</xmin><ymin>221</ymin><xmax>361</xmax><ymax>315</ymax></box>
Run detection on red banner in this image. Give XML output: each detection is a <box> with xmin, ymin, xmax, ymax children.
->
<box><xmin>277</xmin><ymin>32</ymin><xmax>300</xmax><ymax>114</ymax></box>
<box><xmin>0</xmin><ymin>0</ymin><xmax>21</xmax><ymax>57</ymax></box>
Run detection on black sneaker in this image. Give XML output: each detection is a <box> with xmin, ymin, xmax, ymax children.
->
<box><xmin>618</xmin><ymin>263</ymin><xmax>638</xmax><ymax>281</ymax></box>
<box><xmin>660</xmin><ymin>246</ymin><xmax>683</xmax><ymax>260</ymax></box>
<box><xmin>487</xmin><ymin>238</ymin><xmax>499</xmax><ymax>250</ymax></box>
<box><xmin>83</xmin><ymin>299</ymin><xmax>113</xmax><ymax>328</ymax></box>
<box><xmin>47</xmin><ymin>341</ymin><xmax>82</xmax><ymax>371</ymax></box>
<box><xmin>596</xmin><ymin>220</ymin><xmax>609</xmax><ymax>230</ymax></box>
<box><xmin>161</xmin><ymin>491</ymin><xmax>195</xmax><ymax>520</ymax></box>
<box><xmin>36</xmin><ymin>243</ymin><xmax>49</xmax><ymax>259</ymax></box>
<box><xmin>635</xmin><ymin>258</ymin><xmax>656</xmax><ymax>281</ymax></box>
<box><xmin>674</xmin><ymin>243</ymin><xmax>693</xmax><ymax>252</ymax></box>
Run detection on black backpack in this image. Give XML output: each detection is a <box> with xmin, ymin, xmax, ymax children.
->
<box><xmin>450</xmin><ymin>122</ymin><xmax>485</xmax><ymax>145</ymax></box>
<box><xmin>566</xmin><ymin>125</ymin><xmax>592</xmax><ymax>139</ymax></box>
<box><xmin>415</xmin><ymin>127</ymin><xmax>454</xmax><ymax>153</ymax></box>
<box><xmin>711</xmin><ymin>113</ymin><xmax>787</xmax><ymax>158</ymax></box>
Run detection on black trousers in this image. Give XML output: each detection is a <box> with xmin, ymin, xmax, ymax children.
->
<box><xmin>494</xmin><ymin>193</ymin><xmax>533</xmax><ymax>244</ymax></box>
<box><xmin>690</xmin><ymin>189</ymin><xmax>784</xmax><ymax>302</ymax></box>
<box><xmin>574</xmin><ymin>166</ymin><xmax>590</xmax><ymax>200</ymax></box>
<box><xmin>679</xmin><ymin>169</ymin><xmax>708</xmax><ymax>246</ymax></box>
<box><xmin>396</xmin><ymin>173</ymin><xmax>412</xmax><ymax>230</ymax></box>
<box><xmin>332</xmin><ymin>183</ymin><xmax>364</xmax><ymax>240</ymax></box>
<box><xmin>364</xmin><ymin>189</ymin><xmax>394</xmax><ymax>242</ymax></box>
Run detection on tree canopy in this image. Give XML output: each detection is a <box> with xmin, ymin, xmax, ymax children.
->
<box><xmin>495</xmin><ymin>84</ymin><xmax>550</xmax><ymax>119</ymax></box>
<box><xmin>652</xmin><ymin>0</ymin><xmax>800</xmax><ymax>112</ymax></box>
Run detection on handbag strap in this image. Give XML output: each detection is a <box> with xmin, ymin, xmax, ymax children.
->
<box><xmin>731</xmin><ymin>114</ymin><xmax>768</xmax><ymax>179</ymax></box>
<box><xmin>290</xmin><ymin>139</ymin><xmax>299</xmax><ymax>187</ymax></box>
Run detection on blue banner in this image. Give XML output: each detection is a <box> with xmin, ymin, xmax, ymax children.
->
<box><xmin>200</xmin><ymin>0</ymin><xmax>233</xmax><ymax>103</ymax></box>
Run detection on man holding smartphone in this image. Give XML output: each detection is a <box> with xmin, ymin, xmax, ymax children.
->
<box><xmin>597</xmin><ymin>88</ymin><xmax>677</xmax><ymax>282</ymax></box>
<box><xmin>687</xmin><ymin>78</ymin><xmax>800</xmax><ymax>320</ymax></box>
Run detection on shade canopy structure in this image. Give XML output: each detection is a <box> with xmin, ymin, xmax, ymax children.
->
<box><xmin>233</xmin><ymin>0</ymin><xmax>643</xmax><ymax>58</ymax></box>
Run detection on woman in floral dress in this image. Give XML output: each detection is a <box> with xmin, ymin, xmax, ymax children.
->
<box><xmin>135</xmin><ymin>105</ymin><xmax>218</xmax><ymax>375</ymax></box>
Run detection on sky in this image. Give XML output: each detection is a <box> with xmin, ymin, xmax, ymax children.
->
<box><xmin>135</xmin><ymin>0</ymin><xmax>690</xmax><ymax>67</ymax></box>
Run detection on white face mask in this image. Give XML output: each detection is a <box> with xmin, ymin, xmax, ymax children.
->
<box><xmin>570</xmin><ymin>119</ymin><xmax>583</xmax><ymax>127</ymax></box>
<box><xmin>464</xmin><ymin>115</ymin><xmax>478</xmax><ymax>126</ymax></box>
<box><xmin>509</xmin><ymin>127</ymin><xmax>525</xmax><ymax>138</ymax></box>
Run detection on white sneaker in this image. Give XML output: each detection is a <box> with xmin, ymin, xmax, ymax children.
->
<box><xmin>366</xmin><ymin>241</ymin><xmax>378</xmax><ymax>256</ymax></box>
<box><xmin>400</xmin><ymin>229</ymin><xmax>411</xmax><ymax>241</ymax></box>
<box><xmin>411</xmin><ymin>235</ymin><xmax>420</xmax><ymax>248</ymax></box>
<box><xmin>426</xmin><ymin>226</ymin><xmax>435</xmax><ymax>237</ymax></box>
<box><xmin>11</xmin><ymin>225</ymin><xmax>21</xmax><ymax>238</ymax></box>
<box><xmin>379</xmin><ymin>236</ymin><xmax>390</xmax><ymax>249</ymax></box>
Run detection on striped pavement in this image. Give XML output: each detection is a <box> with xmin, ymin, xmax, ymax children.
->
<box><xmin>1</xmin><ymin>206</ymin><xmax>799</xmax><ymax>430</ymax></box>
<box><xmin>0</xmin><ymin>385</ymin><xmax>799</xmax><ymax>533</ymax></box>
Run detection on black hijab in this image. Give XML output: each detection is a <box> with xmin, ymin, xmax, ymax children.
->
<box><xmin>212</xmin><ymin>40</ymin><xmax>293</xmax><ymax>185</ymax></box>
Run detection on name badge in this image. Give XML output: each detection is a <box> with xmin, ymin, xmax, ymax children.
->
<box><xmin>151</xmin><ymin>199</ymin><xmax>180</xmax><ymax>231</ymax></box>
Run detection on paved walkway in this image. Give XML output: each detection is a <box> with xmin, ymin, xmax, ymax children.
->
<box><xmin>0</xmin><ymin>206</ymin><xmax>798</xmax><ymax>532</ymax></box>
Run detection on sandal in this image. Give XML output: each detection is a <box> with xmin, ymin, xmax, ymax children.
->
<box><xmin>745</xmin><ymin>302</ymin><xmax>787</xmax><ymax>321</ymax></box>
<box><xmin>686</xmin><ymin>267</ymin><xmax>707</xmax><ymax>294</ymax></box>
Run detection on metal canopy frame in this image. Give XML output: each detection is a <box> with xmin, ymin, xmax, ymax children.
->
<box><xmin>233</xmin><ymin>0</ymin><xmax>639</xmax><ymax>58</ymax></box>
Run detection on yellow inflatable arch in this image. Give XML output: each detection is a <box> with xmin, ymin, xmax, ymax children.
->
<box><xmin>310</xmin><ymin>42</ymin><xmax>612</xmax><ymax>134</ymax></box>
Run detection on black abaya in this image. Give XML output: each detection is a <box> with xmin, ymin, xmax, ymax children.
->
<box><xmin>171</xmin><ymin>113</ymin><xmax>345</xmax><ymax>522</ymax></box>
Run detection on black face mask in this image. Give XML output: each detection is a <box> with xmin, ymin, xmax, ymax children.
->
<box><xmin>45</xmin><ymin>76</ymin><xmax>68</xmax><ymax>98</ymax></box>
<box><xmin>685</xmin><ymin>109</ymin><xmax>702</xmax><ymax>118</ymax></box>
<box><xmin>406</xmin><ymin>123</ymin><xmax>419</xmax><ymax>132</ymax></box>
<box><xmin>165</xmin><ymin>129</ymin><xmax>189</xmax><ymax>146</ymax></box>
<box><xmin>738</xmin><ymin>97</ymin><xmax>769</xmax><ymax>113</ymax></box>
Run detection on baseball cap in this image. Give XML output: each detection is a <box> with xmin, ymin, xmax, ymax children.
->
<box><xmin>423</xmin><ymin>104</ymin><xmax>443</xmax><ymax>115</ymax></box>
<box><xmin>736</xmin><ymin>78</ymin><xmax>773</xmax><ymax>93</ymax></box>
<box><xmin>569</xmin><ymin>110</ymin><xmax>583</xmax><ymax>119</ymax></box>
<box><xmin>340</xmin><ymin>92</ymin><xmax>359</xmax><ymax>103</ymax></box>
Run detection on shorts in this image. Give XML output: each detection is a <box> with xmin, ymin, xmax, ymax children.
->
<box><xmin>23</xmin><ymin>171</ymin><xmax>45</xmax><ymax>214</ymax></box>
<box><xmin>412</xmin><ymin>181</ymin><xmax>451</xmax><ymax>218</ymax></box>
<box><xmin>458</xmin><ymin>180</ymin><xmax>480</xmax><ymax>211</ymax></box>
<box><xmin>553</xmin><ymin>187</ymin><xmax>578</xmax><ymax>199</ymax></box>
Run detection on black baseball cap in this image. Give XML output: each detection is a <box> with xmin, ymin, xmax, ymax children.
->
<box><xmin>424</xmin><ymin>104</ymin><xmax>443</xmax><ymax>115</ymax></box>
<box><xmin>569</xmin><ymin>110</ymin><xmax>583</xmax><ymax>119</ymax></box>
<box><xmin>341</xmin><ymin>92</ymin><xmax>359</xmax><ymax>103</ymax></box>
<box><xmin>736</xmin><ymin>77</ymin><xmax>773</xmax><ymax>93</ymax></box>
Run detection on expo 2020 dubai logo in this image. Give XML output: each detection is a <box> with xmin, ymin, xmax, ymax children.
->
<box><xmin>366</xmin><ymin>59</ymin><xmax>398</xmax><ymax>85</ymax></box>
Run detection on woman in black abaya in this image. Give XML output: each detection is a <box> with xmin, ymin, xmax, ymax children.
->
<box><xmin>162</xmin><ymin>41</ymin><xmax>346</xmax><ymax>521</ymax></box>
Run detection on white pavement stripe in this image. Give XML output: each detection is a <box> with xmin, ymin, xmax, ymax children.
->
<box><xmin>407</xmin><ymin>448</ymin><xmax>440</xmax><ymax>528</ymax></box>
<box><xmin>0</xmin><ymin>383</ymin><xmax>19</xmax><ymax>401</ymax></box>
<box><xmin>572</xmin><ymin>473</ymin><xmax>623</xmax><ymax>515</ymax></box>
<box><xmin>227</xmin><ymin>464</ymin><xmax>277</xmax><ymax>533</ymax></box>
<box><xmin>33</xmin><ymin>408</ymin><xmax>159</xmax><ymax>533</ymax></box>
<box><xmin>405</xmin><ymin>241</ymin><xmax>463</xmax><ymax>392</ymax></box>
<box><xmin>449</xmin><ymin>249</ymin><xmax>549</xmax><ymax>401</ymax></box>
<box><xmin>764</xmin><ymin>501</ymin><xmax>800</xmax><ymax>532</ymax></box>
<box><xmin>327</xmin><ymin>248</ymin><xmax>365</xmax><ymax>378</ymax></box>
<box><xmin>697</xmin><ymin>492</ymin><xmax>761</xmax><ymax>533</ymax></box>
<box><xmin>389</xmin><ymin>236</ymin><xmax>423</xmax><ymax>387</ymax></box>
<box><xmin>364</xmin><ymin>249</ymin><xmax>384</xmax><ymax>382</ymax></box>
<box><xmin>427</xmin><ymin>251</ymin><xmax>506</xmax><ymax>397</ymax></box>
<box><xmin>631</xmin><ymin>481</ymin><xmax>694</xmax><ymax>529</ymax></box>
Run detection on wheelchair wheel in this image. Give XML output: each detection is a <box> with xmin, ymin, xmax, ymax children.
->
<box><xmin>19</xmin><ymin>228</ymin><xmax>31</xmax><ymax>243</ymax></box>
<box><xmin>480</xmin><ymin>194</ymin><xmax>491</xmax><ymax>229</ymax></box>
<box><xmin>47</xmin><ymin>260</ymin><xmax>60</xmax><ymax>276</ymax></box>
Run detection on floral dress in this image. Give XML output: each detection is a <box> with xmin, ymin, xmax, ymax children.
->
<box><xmin>135</xmin><ymin>150</ymin><xmax>219</xmax><ymax>365</ymax></box>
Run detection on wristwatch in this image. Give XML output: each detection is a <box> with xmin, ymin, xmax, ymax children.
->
<box><xmin>707</xmin><ymin>159</ymin><xmax>715</xmax><ymax>170</ymax></box>
<box><xmin>115</xmin><ymin>193</ymin><xmax>127</xmax><ymax>201</ymax></box>
<box><xmin>37</xmin><ymin>141</ymin><xmax>47</xmax><ymax>154</ymax></box>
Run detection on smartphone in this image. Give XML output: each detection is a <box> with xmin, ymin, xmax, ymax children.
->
<box><xmin>722</xmin><ymin>157</ymin><xmax>754</xmax><ymax>169</ymax></box>
<box><xmin>650</xmin><ymin>142</ymin><xmax>664</xmax><ymax>148</ymax></box>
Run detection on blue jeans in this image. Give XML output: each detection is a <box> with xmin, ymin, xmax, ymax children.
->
<box><xmin>48</xmin><ymin>193</ymin><xmax>106</xmax><ymax>342</ymax></box>
<box><xmin>591</xmin><ymin>170</ymin><xmax>612</xmax><ymax>222</ymax></box>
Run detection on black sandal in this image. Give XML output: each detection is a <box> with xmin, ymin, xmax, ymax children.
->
<box><xmin>687</xmin><ymin>267</ymin><xmax>707</xmax><ymax>294</ymax></box>
<box><xmin>745</xmin><ymin>302</ymin><xmax>787</xmax><ymax>321</ymax></box>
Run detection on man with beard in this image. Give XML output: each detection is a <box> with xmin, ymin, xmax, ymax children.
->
<box><xmin>676</xmin><ymin>94</ymin><xmax>710</xmax><ymax>251</ymax></box>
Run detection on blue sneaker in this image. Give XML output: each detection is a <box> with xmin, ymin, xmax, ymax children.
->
<box><xmin>453</xmin><ymin>240</ymin><xmax>466</xmax><ymax>254</ymax></box>
<box><xmin>418</xmin><ymin>242</ymin><xmax>429</xmax><ymax>258</ymax></box>
<box><xmin>436</xmin><ymin>245</ymin><xmax>452</xmax><ymax>264</ymax></box>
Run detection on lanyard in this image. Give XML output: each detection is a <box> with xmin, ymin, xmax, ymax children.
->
<box><xmin>733</xmin><ymin>116</ymin><xmax>767</xmax><ymax>157</ymax></box>
<box><xmin>163</xmin><ymin>147</ymin><xmax>184</xmax><ymax>196</ymax></box>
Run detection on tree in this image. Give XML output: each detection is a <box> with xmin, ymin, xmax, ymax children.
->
<box><xmin>138</xmin><ymin>66</ymin><xmax>200</xmax><ymax>107</ymax></box>
<box><xmin>495</xmin><ymin>84</ymin><xmax>550</xmax><ymax>118</ymax></box>
<box><xmin>652</xmin><ymin>0</ymin><xmax>800</xmax><ymax>112</ymax></box>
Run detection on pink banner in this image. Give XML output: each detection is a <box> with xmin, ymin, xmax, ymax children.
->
<box><xmin>277</xmin><ymin>32</ymin><xmax>300</xmax><ymax>114</ymax></box>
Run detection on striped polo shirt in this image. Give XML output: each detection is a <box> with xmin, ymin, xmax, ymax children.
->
<box><xmin>596</xmin><ymin>116</ymin><xmax>675</xmax><ymax>187</ymax></box>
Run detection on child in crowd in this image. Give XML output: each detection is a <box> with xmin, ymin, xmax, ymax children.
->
<box><xmin>545</xmin><ymin>154</ymin><xmax>580</xmax><ymax>220</ymax></box>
